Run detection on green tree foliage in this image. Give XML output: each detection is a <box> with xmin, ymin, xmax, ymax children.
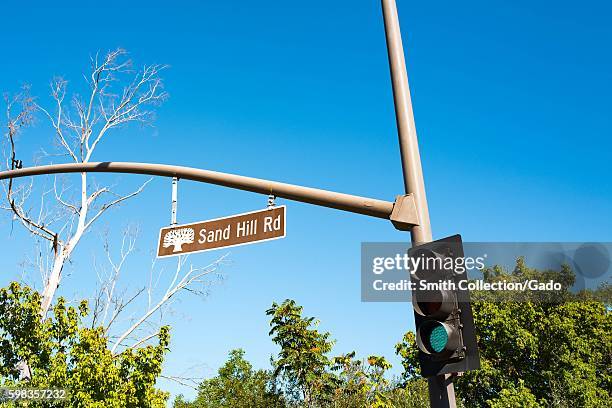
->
<box><xmin>266</xmin><ymin>300</ymin><xmax>404</xmax><ymax>408</ymax></box>
<box><xmin>0</xmin><ymin>282</ymin><xmax>169</xmax><ymax>407</ymax></box>
<box><xmin>172</xmin><ymin>349</ymin><xmax>285</xmax><ymax>408</ymax></box>
<box><xmin>176</xmin><ymin>259</ymin><xmax>610</xmax><ymax>408</ymax></box>
<box><xmin>266</xmin><ymin>299</ymin><xmax>338</xmax><ymax>406</ymax></box>
<box><xmin>331</xmin><ymin>352</ymin><xmax>394</xmax><ymax>407</ymax></box>
<box><xmin>485</xmin><ymin>381</ymin><xmax>541</xmax><ymax>408</ymax></box>
<box><xmin>384</xmin><ymin>379</ymin><xmax>431</xmax><ymax>408</ymax></box>
<box><xmin>396</xmin><ymin>259</ymin><xmax>612</xmax><ymax>407</ymax></box>
<box><xmin>394</xmin><ymin>332</ymin><xmax>421</xmax><ymax>385</ymax></box>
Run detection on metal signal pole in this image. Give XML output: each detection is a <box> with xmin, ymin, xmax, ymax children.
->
<box><xmin>381</xmin><ymin>0</ymin><xmax>456</xmax><ymax>407</ymax></box>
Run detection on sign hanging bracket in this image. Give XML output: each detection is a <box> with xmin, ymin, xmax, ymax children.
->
<box><xmin>267</xmin><ymin>193</ymin><xmax>276</xmax><ymax>209</ymax></box>
<box><xmin>171</xmin><ymin>176</ymin><xmax>179</xmax><ymax>226</ymax></box>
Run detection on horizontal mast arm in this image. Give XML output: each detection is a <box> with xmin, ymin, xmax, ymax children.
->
<box><xmin>0</xmin><ymin>162</ymin><xmax>402</xmax><ymax>221</ymax></box>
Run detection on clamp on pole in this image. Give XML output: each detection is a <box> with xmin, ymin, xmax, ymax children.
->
<box><xmin>389</xmin><ymin>194</ymin><xmax>419</xmax><ymax>231</ymax></box>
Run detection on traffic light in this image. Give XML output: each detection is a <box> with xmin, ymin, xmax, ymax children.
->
<box><xmin>408</xmin><ymin>234</ymin><xmax>480</xmax><ymax>377</ymax></box>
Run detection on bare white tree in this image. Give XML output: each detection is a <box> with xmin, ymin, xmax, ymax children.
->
<box><xmin>2</xmin><ymin>49</ymin><xmax>168</xmax><ymax>317</ymax></box>
<box><xmin>3</xmin><ymin>50</ymin><xmax>228</xmax><ymax>389</ymax></box>
<box><xmin>89</xmin><ymin>226</ymin><xmax>227</xmax><ymax>354</ymax></box>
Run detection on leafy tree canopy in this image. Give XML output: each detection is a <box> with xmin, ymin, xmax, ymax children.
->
<box><xmin>173</xmin><ymin>348</ymin><xmax>285</xmax><ymax>408</ymax></box>
<box><xmin>176</xmin><ymin>259</ymin><xmax>611</xmax><ymax>408</ymax></box>
<box><xmin>396</xmin><ymin>258</ymin><xmax>612</xmax><ymax>407</ymax></box>
<box><xmin>0</xmin><ymin>282</ymin><xmax>170</xmax><ymax>408</ymax></box>
<box><xmin>266</xmin><ymin>299</ymin><xmax>337</xmax><ymax>406</ymax></box>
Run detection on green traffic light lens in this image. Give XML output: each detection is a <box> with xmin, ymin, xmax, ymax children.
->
<box><xmin>428</xmin><ymin>324</ymin><xmax>449</xmax><ymax>353</ymax></box>
<box><xmin>416</xmin><ymin>320</ymin><xmax>458</xmax><ymax>356</ymax></box>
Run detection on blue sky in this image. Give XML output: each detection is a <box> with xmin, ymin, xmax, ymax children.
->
<box><xmin>1</xmin><ymin>0</ymin><xmax>611</xmax><ymax>401</ymax></box>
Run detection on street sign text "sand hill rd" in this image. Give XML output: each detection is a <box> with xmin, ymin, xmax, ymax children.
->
<box><xmin>157</xmin><ymin>206</ymin><xmax>286</xmax><ymax>257</ymax></box>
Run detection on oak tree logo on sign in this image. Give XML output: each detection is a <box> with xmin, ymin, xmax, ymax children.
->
<box><xmin>163</xmin><ymin>227</ymin><xmax>195</xmax><ymax>252</ymax></box>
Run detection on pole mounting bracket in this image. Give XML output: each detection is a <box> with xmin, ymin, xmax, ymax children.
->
<box><xmin>390</xmin><ymin>194</ymin><xmax>419</xmax><ymax>231</ymax></box>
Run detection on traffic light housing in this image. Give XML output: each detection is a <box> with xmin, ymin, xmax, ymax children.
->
<box><xmin>409</xmin><ymin>234</ymin><xmax>480</xmax><ymax>377</ymax></box>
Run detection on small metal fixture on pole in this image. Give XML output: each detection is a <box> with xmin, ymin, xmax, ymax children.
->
<box><xmin>381</xmin><ymin>0</ymin><xmax>456</xmax><ymax>406</ymax></box>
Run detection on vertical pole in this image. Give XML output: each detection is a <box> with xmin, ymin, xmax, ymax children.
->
<box><xmin>380</xmin><ymin>1</ymin><xmax>456</xmax><ymax>407</ymax></box>
<box><xmin>171</xmin><ymin>177</ymin><xmax>178</xmax><ymax>226</ymax></box>
<box><xmin>381</xmin><ymin>0</ymin><xmax>432</xmax><ymax>244</ymax></box>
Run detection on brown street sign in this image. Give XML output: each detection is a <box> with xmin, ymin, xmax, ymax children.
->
<box><xmin>157</xmin><ymin>206</ymin><xmax>286</xmax><ymax>257</ymax></box>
